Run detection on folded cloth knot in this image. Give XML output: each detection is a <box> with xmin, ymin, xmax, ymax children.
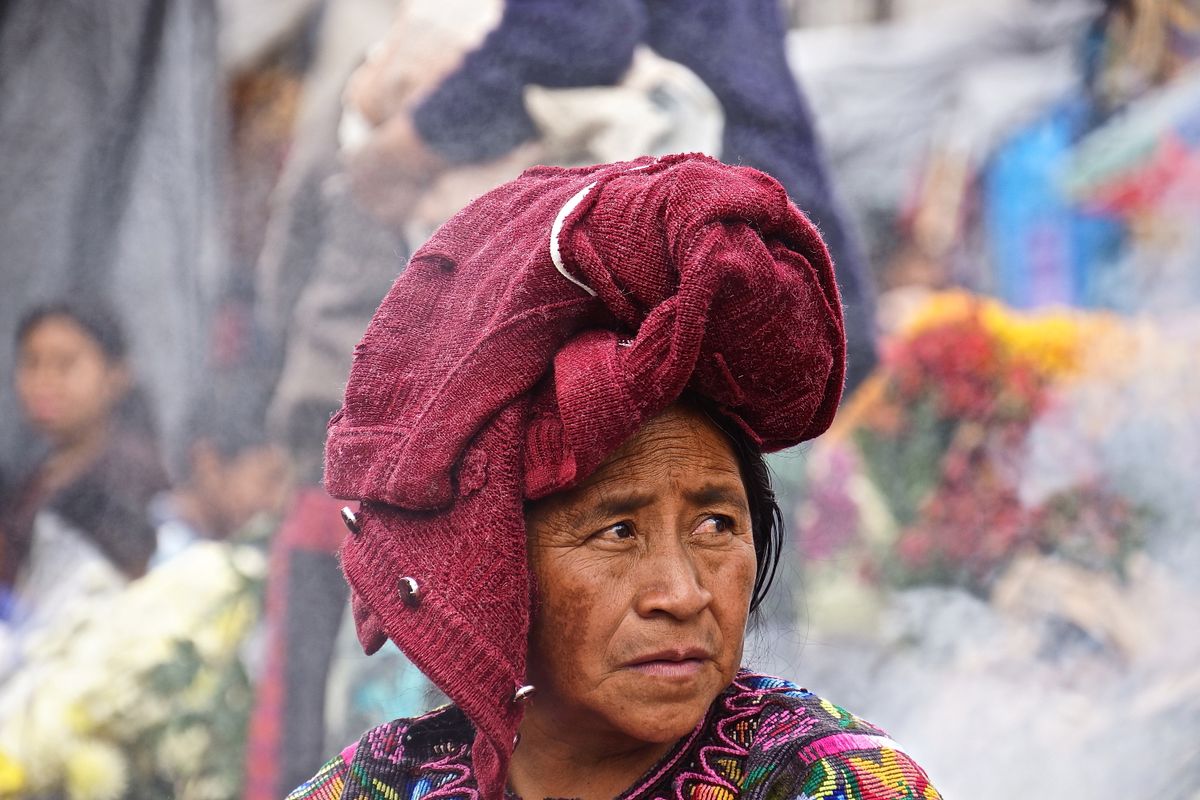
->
<box><xmin>324</xmin><ymin>153</ymin><xmax>845</xmax><ymax>799</ymax></box>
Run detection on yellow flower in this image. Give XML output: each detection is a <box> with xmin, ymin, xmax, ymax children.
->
<box><xmin>64</xmin><ymin>740</ymin><xmax>127</xmax><ymax>800</ymax></box>
<box><xmin>902</xmin><ymin>289</ymin><xmax>982</xmax><ymax>334</ymax></box>
<box><xmin>901</xmin><ymin>289</ymin><xmax>1114</xmax><ymax>380</ymax></box>
<box><xmin>0</xmin><ymin>751</ymin><xmax>25</xmax><ymax>798</ymax></box>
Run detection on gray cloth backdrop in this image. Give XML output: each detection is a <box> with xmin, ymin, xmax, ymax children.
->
<box><xmin>0</xmin><ymin>0</ymin><xmax>225</xmax><ymax>478</ymax></box>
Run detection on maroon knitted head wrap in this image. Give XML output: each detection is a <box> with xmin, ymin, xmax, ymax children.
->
<box><xmin>324</xmin><ymin>154</ymin><xmax>845</xmax><ymax>797</ymax></box>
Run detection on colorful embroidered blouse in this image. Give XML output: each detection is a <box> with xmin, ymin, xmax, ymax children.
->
<box><xmin>288</xmin><ymin>671</ymin><xmax>940</xmax><ymax>800</ymax></box>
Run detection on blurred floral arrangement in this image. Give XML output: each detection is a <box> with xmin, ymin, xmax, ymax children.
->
<box><xmin>0</xmin><ymin>542</ymin><xmax>265</xmax><ymax>800</ymax></box>
<box><xmin>801</xmin><ymin>291</ymin><xmax>1147</xmax><ymax>599</ymax></box>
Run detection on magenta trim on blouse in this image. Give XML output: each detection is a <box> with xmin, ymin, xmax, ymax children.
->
<box><xmin>797</xmin><ymin>732</ymin><xmax>902</xmax><ymax>763</ymax></box>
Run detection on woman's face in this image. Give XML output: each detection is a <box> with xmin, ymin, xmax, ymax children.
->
<box><xmin>524</xmin><ymin>404</ymin><xmax>756</xmax><ymax>749</ymax></box>
<box><xmin>15</xmin><ymin>316</ymin><xmax>129</xmax><ymax>445</ymax></box>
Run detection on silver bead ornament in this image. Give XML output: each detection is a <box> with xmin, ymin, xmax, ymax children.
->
<box><xmin>399</xmin><ymin>576</ymin><xmax>421</xmax><ymax>606</ymax></box>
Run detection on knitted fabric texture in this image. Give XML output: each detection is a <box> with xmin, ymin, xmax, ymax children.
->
<box><xmin>324</xmin><ymin>153</ymin><xmax>846</xmax><ymax>798</ymax></box>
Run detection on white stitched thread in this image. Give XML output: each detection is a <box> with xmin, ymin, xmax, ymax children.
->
<box><xmin>549</xmin><ymin>182</ymin><xmax>599</xmax><ymax>297</ymax></box>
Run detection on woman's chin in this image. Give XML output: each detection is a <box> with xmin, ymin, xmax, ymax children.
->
<box><xmin>605</xmin><ymin>665</ymin><xmax>726</xmax><ymax>742</ymax></box>
<box><xmin>614</xmin><ymin>702</ymin><xmax>710</xmax><ymax>746</ymax></box>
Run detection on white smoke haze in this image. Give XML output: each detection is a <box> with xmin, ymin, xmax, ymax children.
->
<box><xmin>748</xmin><ymin>312</ymin><xmax>1200</xmax><ymax>798</ymax></box>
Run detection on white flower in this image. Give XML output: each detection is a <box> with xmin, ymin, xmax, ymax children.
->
<box><xmin>156</xmin><ymin>725</ymin><xmax>211</xmax><ymax>779</ymax></box>
<box><xmin>0</xmin><ymin>685</ymin><xmax>76</xmax><ymax>790</ymax></box>
<box><xmin>0</xmin><ymin>540</ymin><xmax>259</xmax><ymax>796</ymax></box>
<box><xmin>229</xmin><ymin>543</ymin><xmax>268</xmax><ymax>581</ymax></box>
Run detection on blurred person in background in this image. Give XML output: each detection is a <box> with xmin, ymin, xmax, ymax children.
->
<box><xmin>151</xmin><ymin>391</ymin><xmax>291</xmax><ymax>567</ymax></box>
<box><xmin>0</xmin><ymin>301</ymin><xmax>168</xmax><ymax>628</ymax></box>
<box><xmin>241</xmin><ymin>5</ymin><xmax>439</xmax><ymax>794</ymax></box>
<box><xmin>342</xmin><ymin>0</ymin><xmax>879</xmax><ymax>390</ymax></box>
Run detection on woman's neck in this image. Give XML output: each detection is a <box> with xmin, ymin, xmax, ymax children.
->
<box><xmin>41</xmin><ymin>423</ymin><xmax>112</xmax><ymax>496</ymax></box>
<box><xmin>506</xmin><ymin>710</ymin><xmax>676</xmax><ymax>800</ymax></box>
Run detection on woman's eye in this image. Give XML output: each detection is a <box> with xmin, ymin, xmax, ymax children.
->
<box><xmin>695</xmin><ymin>515</ymin><xmax>735</xmax><ymax>537</ymax></box>
<box><xmin>595</xmin><ymin>521</ymin><xmax>635</xmax><ymax>541</ymax></box>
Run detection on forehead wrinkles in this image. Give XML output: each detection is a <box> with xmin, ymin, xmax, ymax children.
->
<box><xmin>573</xmin><ymin>410</ymin><xmax>743</xmax><ymax>497</ymax></box>
<box><xmin>591</xmin><ymin>438</ymin><xmax>739</xmax><ymax>492</ymax></box>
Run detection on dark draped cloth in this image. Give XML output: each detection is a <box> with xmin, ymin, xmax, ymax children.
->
<box><xmin>411</xmin><ymin>0</ymin><xmax>878</xmax><ymax>389</ymax></box>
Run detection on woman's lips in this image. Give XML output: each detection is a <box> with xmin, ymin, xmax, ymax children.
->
<box><xmin>623</xmin><ymin>648</ymin><xmax>711</xmax><ymax>678</ymax></box>
<box><xmin>625</xmin><ymin>658</ymin><xmax>706</xmax><ymax>678</ymax></box>
<box><xmin>24</xmin><ymin>398</ymin><xmax>61</xmax><ymax>422</ymax></box>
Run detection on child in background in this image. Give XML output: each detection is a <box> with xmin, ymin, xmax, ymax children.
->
<box><xmin>151</xmin><ymin>393</ymin><xmax>291</xmax><ymax>567</ymax></box>
<box><xmin>1</xmin><ymin>300</ymin><xmax>167</xmax><ymax>626</ymax></box>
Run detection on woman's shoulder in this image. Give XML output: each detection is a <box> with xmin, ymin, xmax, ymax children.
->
<box><xmin>286</xmin><ymin>703</ymin><xmax>473</xmax><ymax>800</ymax></box>
<box><xmin>734</xmin><ymin>671</ymin><xmax>942</xmax><ymax>800</ymax></box>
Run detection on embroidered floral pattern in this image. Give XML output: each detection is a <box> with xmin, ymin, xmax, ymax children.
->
<box><xmin>287</xmin><ymin>672</ymin><xmax>940</xmax><ymax>800</ymax></box>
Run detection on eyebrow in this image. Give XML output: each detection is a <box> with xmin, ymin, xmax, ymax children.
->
<box><xmin>587</xmin><ymin>489</ymin><xmax>656</xmax><ymax>521</ymax></box>
<box><xmin>682</xmin><ymin>483</ymin><xmax>749</xmax><ymax>511</ymax></box>
<box><xmin>582</xmin><ymin>480</ymin><xmax>748</xmax><ymax>522</ymax></box>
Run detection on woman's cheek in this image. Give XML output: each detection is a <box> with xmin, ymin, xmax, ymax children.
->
<box><xmin>703</xmin><ymin>540</ymin><xmax>757</xmax><ymax>599</ymax></box>
<box><xmin>541</xmin><ymin>588</ymin><xmax>591</xmax><ymax>680</ymax></box>
<box><xmin>534</xmin><ymin>554</ymin><xmax>619</xmax><ymax>676</ymax></box>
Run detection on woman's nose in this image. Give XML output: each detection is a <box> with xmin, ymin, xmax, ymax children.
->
<box><xmin>633</xmin><ymin>540</ymin><xmax>714</xmax><ymax>620</ymax></box>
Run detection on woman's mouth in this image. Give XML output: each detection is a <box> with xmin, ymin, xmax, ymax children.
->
<box><xmin>623</xmin><ymin>648</ymin><xmax>712</xmax><ymax>678</ymax></box>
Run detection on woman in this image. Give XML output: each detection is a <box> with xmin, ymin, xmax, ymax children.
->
<box><xmin>292</xmin><ymin>155</ymin><xmax>939</xmax><ymax>798</ymax></box>
<box><xmin>0</xmin><ymin>301</ymin><xmax>167</xmax><ymax>623</ymax></box>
